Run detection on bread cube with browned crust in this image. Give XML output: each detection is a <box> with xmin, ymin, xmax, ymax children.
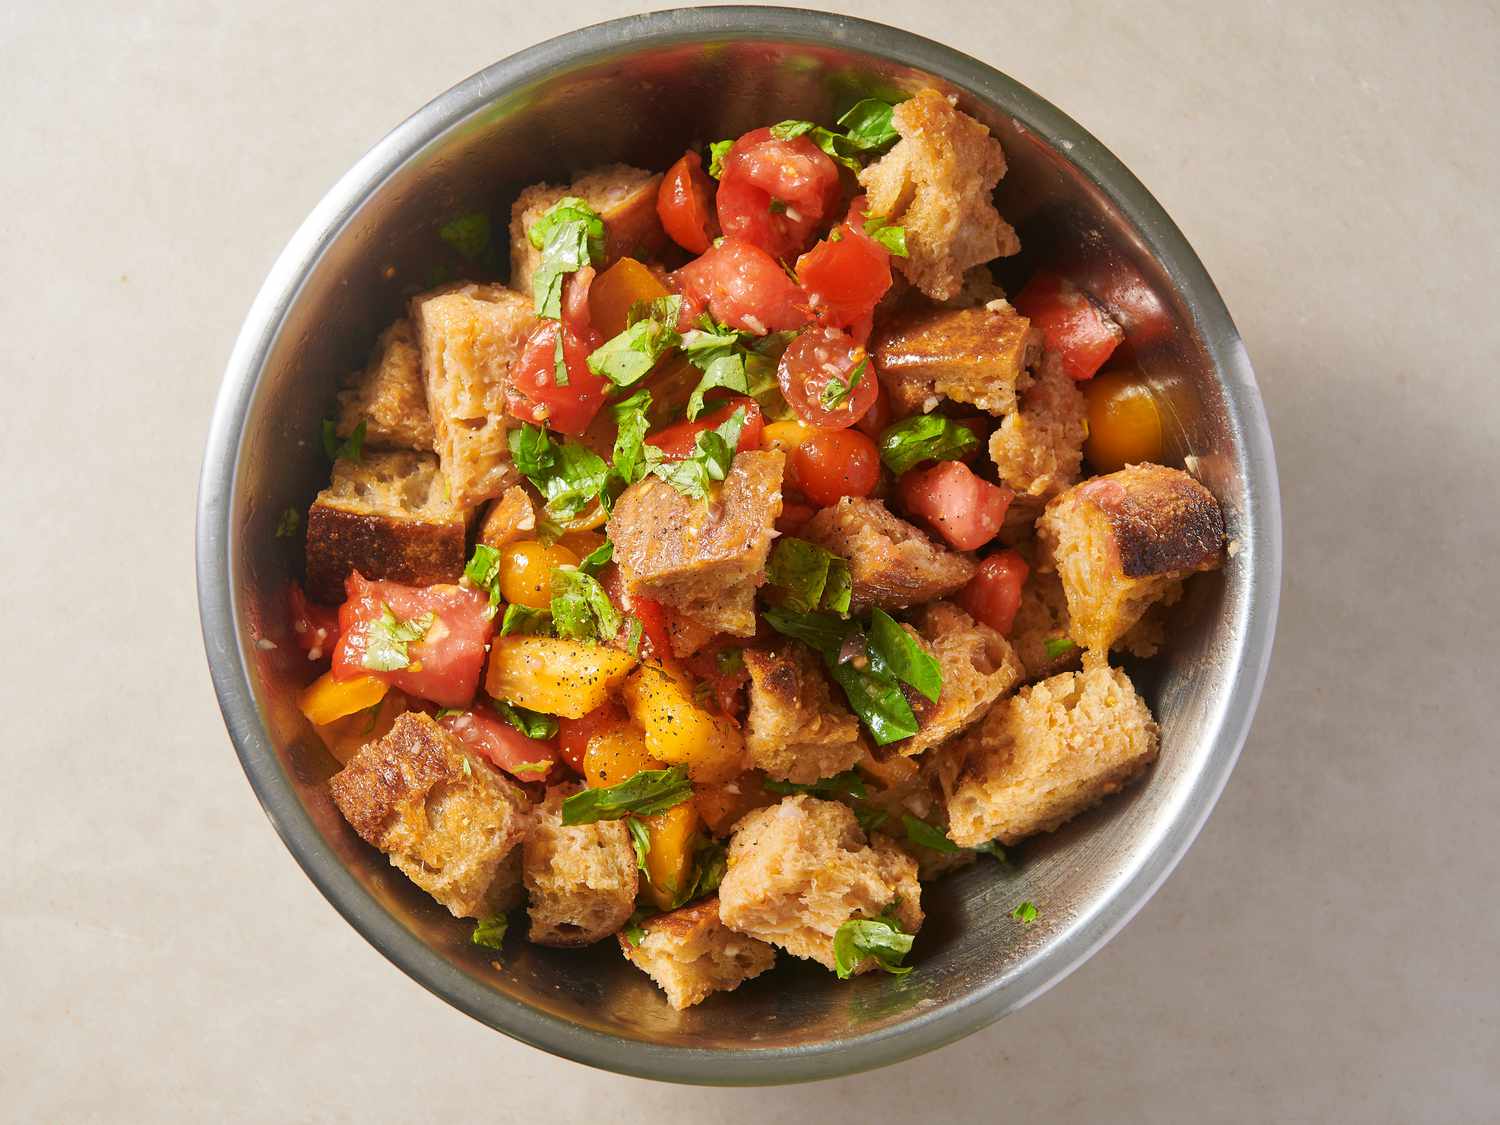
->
<box><xmin>718</xmin><ymin>796</ymin><xmax>921</xmax><ymax>973</ymax></box>
<box><xmin>800</xmin><ymin>497</ymin><xmax>974</xmax><ymax>612</ymax></box>
<box><xmin>1037</xmin><ymin>464</ymin><xmax>1224</xmax><ymax>656</ymax></box>
<box><xmin>897</xmin><ymin>601</ymin><xmax>1023</xmax><ymax>758</ymax></box>
<box><xmin>608</xmin><ymin>451</ymin><xmax>784</xmax><ymax>650</ymax></box>
<box><xmin>857</xmin><ymin>89</ymin><xmax>1020</xmax><ymax>301</ymax></box>
<box><xmin>328</xmin><ymin>712</ymin><xmax>531</xmax><ymax>918</ymax></box>
<box><xmin>509</xmin><ymin>164</ymin><xmax>667</xmax><ymax>297</ymax></box>
<box><xmin>304</xmin><ymin>450</ymin><xmax>471</xmax><ymax>603</ymax></box>
<box><xmin>335</xmin><ymin>319</ymin><xmax>435</xmax><ymax>452</ymax></box>
<box><xmin>989</xmin><ymin>351</ymin><xmax>1087</xmax><ymax>503</ymax></box>
<box><xmin>942</xmin><ymin>665</ymin><xmax>1159</xmax><ymax>847</ymax></box>
<box><xmin>476</xmin><ymin>485</ymin><xmax>538</xmax><ymax>550</ymax></box>
<box><xmin>743</xmin><ymin>644</ymin><xmax>864</xmax><ymax>785</ymax></box>
<box><xmin>618</xmin><ymin>897</ymin><xmax>776</xmax><ymax>1010</ymax></box>
<box><xmin>872</xmin><ymin>299</ymin><xmax>1041</xmax><ymax>416</ymax></box>
<box><xmin>523</xmin><ymin>784</ymin><xmax>639</xmax><ymax>947</ymax></box>
<box><xmin>410</xmin><ymin>282</ymin><xmax>536</xmax><ymax>508</ymax></box>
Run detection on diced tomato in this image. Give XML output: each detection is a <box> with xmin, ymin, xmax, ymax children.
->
<box><xmin>598</xmin><ymin>564</ymin><xmax>673</xmax><ymax>662</ymax></box>
<box><xmin>556</xmin><ymin>701</ymin><xmax>631</xmax><ymax>774</ymax></box>
<box><xmin>287</xmin><ymin>582</ymin><xmax>340</xmax><ymax>661</ymax></box>
<box><xmin>681</xmin><ymin>641</ymin><xmax>751</xmax><ymax>720</ymax></box>
<box><xmin>657</xmin><ymin>151</ymin><xmax>719</xmax><ymax>255</ymax></box>
<box><xmin>1012</xmin><ymin>271</ymin><xmax>1124</xmax><ymax>382</ymax></box>
<box><xmin>646</xmin><ymin>397</ymin><xmax>765</xmax><ymax>459</ymax></box>
<box><xmin>957</xmin><ymin>550</ymin><xmax>1030</xmax><ymax>635</ymax></box>
<box><xmin>776</xmin><ymin>326</ymin><xmax>877</xmax><ymax>429</ymax></box>
<box><xmin>507</xmin><ymin>318</ymin><xmax>609</xmax><ymax>436</ymax></box>
<box><xmin>776</xmin><ymin>500</ymin><xmax>818</xmax><ymax>535</ymax></box>
<box><xmin>789</xmin><ymin>428</ymin><xmax>881</xmax><ymax>508</ymax></box>
<box><xmin>670</xmin><ymin>238</ymin><xmax>810</xmax><ymax>334</ymax></box>
<box><xmin>796</xmin><ymin>196</ymin><xmax>892</xmax><ymax>334</ymax></box>
<box><xmin>331</xmin><ymin>573</ymin><xmax>494</xmax><ymax>709</ymax></box>
<box><xmin>561</xmin><ymin>264</ymin><xmax>599</xmax><ymax>343</ymax></box>
<box><xmin>438</xmin><ymin>707</ymin><xmax>562</xmax><ymax>784</ymax></box>
<box><xmin>716</xmin><ymin>127</ymin><xmax>843</xmax><ymax>260</ymax></box>
<box><xmin>898</xmin><ymin>461</ymin><xmax>1014</xmax><ymax>551</ymax></box>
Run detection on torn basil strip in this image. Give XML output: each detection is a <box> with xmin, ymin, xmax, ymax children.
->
<box><xmin>560</xmin><ymin>767</ymin><xmax>693</xmax><ymax>825</ymax></box>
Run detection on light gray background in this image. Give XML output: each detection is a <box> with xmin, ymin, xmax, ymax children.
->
<box><xmin>3</xmin><ymin>1</ymin><xmax>1495</xmax><ymax>1121</ymax></box>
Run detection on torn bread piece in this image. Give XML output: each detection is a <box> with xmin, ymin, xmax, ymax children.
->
<box><xmin>872</xmin><ymin>299</ymin><xmax>1041</xmax><ymax>416</ymax></box>
<box><xmin>800</xmin><ymin>497</ymin><xmax>974</xmax><ymax>612</ymax></box>
<box><xmin>897</xmin><ymin>601</ymin><xmax>1023</xmax><ymax>758</ymax></box>
<box><xmin>335</xmin><ymin>318</ymin><xmax>435</xmax><ymax>452</ymax></box>
<box><xmin>619</xmin><ymin>898</ymin><xmax>776</xmax><ymax>1010</ymax></box>
<box><xmin>742</xmin><ymin>644</ymin><xmax>864</xmax><ymax>785</ymax></box>
<box><xmin>523</xmin><ymin>783</ymin><xmax>639</xmax><ymax>947</ymax></box>
<box><xmin>988</xmin><ymin>351</ymin><xmax>1088</xmax><ymax>504</ymax></box>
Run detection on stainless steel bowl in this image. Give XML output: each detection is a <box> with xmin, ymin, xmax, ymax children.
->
<box><xmin>197</xmin><ymin>7</ymin><xmax>1280</xmax><ymax>1084</ymax></box>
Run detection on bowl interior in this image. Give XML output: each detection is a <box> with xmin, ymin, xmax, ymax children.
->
<box><xmin>202</xmin><ymin>11</ymin><xmax>1275</xmax><ymax>1082</ymax></box>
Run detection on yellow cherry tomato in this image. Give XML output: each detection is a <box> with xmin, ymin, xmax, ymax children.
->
<box><xmin>498</xmin><ymin>540</ymin><xmax>579</xmax><ymax>608</ymax></box>
<box><xmin>1083</xmin><ymin>368</ymin><xmax>1165</xmax><ymax>472</ymax></box>
<box><xmin>761</xmin><ymin>419</ymin><xmax>815</xmax><ymax>456</ymax></box>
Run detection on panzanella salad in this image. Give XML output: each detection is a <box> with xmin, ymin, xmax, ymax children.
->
<box><xmin>286</xmin><ymin>89</ymin><xmax>1225</xmax><ymax>1009</ymax></box>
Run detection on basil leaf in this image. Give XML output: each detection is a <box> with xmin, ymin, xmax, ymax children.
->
<box><xmin>470</xmin><ymin>914</ymin><xmax>508</xmax><ymax>950</ymax></box>
<box><xmin>610</xmin><ymin>388</ymin><xmax>653</xmax><ymax>487</ymax></box>
<box><xmin>826</xmin><ymin>656</ymin><xmax>920</xmax><ymax>745</ymax></box>
<box><xmin>463</xmin><ymin>543</ymin><xmax>504</xmax><ymax>617</ymax></box>
<box><xmin>560</xmin><ymin>766</ymin><xmax>693</xmax><ymax>824</ymax></box>
<box><xmin>500</xmin><ymin>603</ymin><xmax>553</xmax><ymax>636</ymax></box>
<box><xmin>767</xmin><ymin>119</ymin><xmax>864</xmax><ymax>172</ymax></box>
<box><xmin>832</xmin><ymin>913</ymin><xmax>914</xmax><ymax>980</ymax></box>
<box><xmin>587</xmin><ymin>296</ymin><xmax>683</xmax><ymax>386</ymax></box>
<box><xmin>901</xmin><ymin>814</ymin><xmax>960</xmax><ymax>854</ymax></box>
<box><xmin>820</xmin><ymin>355</ymin><xmax>868</xmax><ymax>412</ymax></box>
<box><xmin>862</xmin><ymin>216</ymin><xmax>908</xmax><ymax>257</ymax></box>
<box><xmin>622</xmin><ymin>907</ymin><xmax>653</xmax><ymax>947</ymax></box>
<box><xmin>361</xmin><ymin>604</ymin><xmax>435</xmax><ymax>672</ymax></box>
<box><xmin>645</xmin><ymin>405</ymin><xmax>746</xmax><ymax>500</ymax></box>
<box><xmin>551</xmin><ymin>330</ymin><xmax>569</xmax><ymax>386</ymax></box>
<box><xmin>973</xmin><ymin>839</ymin><xmax>1007</xmax><ymax>862</ymax></box>
<box><xmin>686</xmin><ymin>352</ymin><xmax>750</xmax><ymax>421</ymax></box>
<box><xmin>767</xmin><ymin>537</ymin><xmax>850</xmax><ymax>615</ymax></box>
<box><xmin>550</xmin><ymin>567</ymin><xmax>621</xmax><ymax>643</ymax></box>
<box><xmin>670</xmin><ymin>837</ymin><xmax>727</xmax><ymax>908</ymax></box>
<box><xmin>1011</xmin><ymin>901</ymin><xmax>1038</xmax><ymax>924</ymax></box>
<box><xmin>877</xmin><ymin>414</ymin><xmax>980</xmax><ymax>475</ymax></box>
<box><xmin>836</xmin><ymin>98</ymin><xmax>900</xmax><ymax>152</ymax></box>
<box><xmin>868</xmin><ymin>609</ymin><xmax>943</xmax><ymax>703</ymax></box>
<box><xmin>761</xmin><ymin>606</ymin><xmax>851</xmax><ymax>654</ymax></box>
<box><xmin>322</xmin><ymin>418</ymin><xmax>365</xmax><ymax>463</ymax></box>
<box><xmin>854</xmin><ymin>804</ymin><xmax>889</xmax><ymax>834</ymax></box>
<box><xmin>490</xmin><ymin>697</ymin><xmax>559</xmax><ymax>740</ymax></box>
<box><xmin>274</xmin><ymin>508</ymin><xmax>300</xmax><ymax>539</ymax></box>
<box><xmin>577</xmin><ymin>540</ymin><xmax>613</xmax><ymax>575</ymax></box>
<box><xmin>763</xmin><ymin>769</ymin><xmax>868</xmax><ymax>800</ymax></box>
<box><xmin>707</xmin><ymin>139</ymin><xmax>734</xmax><ymax>180</ymax></box>
<box><xmin>508</xmin><ymin>422</ymin><xmax>556</xmax><ymax>477</ymax></box>
<box><xmin>507</xmin><ymin>425</ymin><xmax>611</xmax><ymax>518</ymax></box>
<box><xmin>823</xmin><ymin>559</ymin><xmax>853</xmax><ymax>615</ymax></box>
<box><xmin>1044</xmin><ymin>636</ymin><xmax>1079</xmax><ymax>660</ymax></box>
<box><xmin>438</xmin><ymin>212</ymin><xmax>492</xmax><ymax>261</ymax></box>
<box><xmin>627</xmin><ymin>817</ymin><xmax>652</xmax><ymax>874</ymax></box>
<box><xmin>716</xmin><ymin>647</ymin><xmax>745</xmax><ymax>676</ymax></box>
<box><xmin>623</xmin><ymin>615</ymin><xmax>644</xmax><ymax>657</ymax></box>
<box><xmin>526</xmin><ymin>196</ymin><xmax>605</xmax><ymax>319</ymax></box>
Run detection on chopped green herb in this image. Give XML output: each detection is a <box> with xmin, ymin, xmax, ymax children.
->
<box><xmin>1012</xmin><ymin>901</ymin><xmax>1038</xmax><ymax>925</ymax></box>
<box><xmin>500</xmin><ymin>604</ymin><xmax>553</xmax><ymax>636</ymax></box>
<box><xmin>832</xmin><ymin>911</ymin><xmax>914</xmax><ymax>980</ymax></box>
<box><xmin>707</xmin><ymin>139</ymin><xmax>734</xmax><ymax>180</ymax></box>
<box><xmin>769</xmin><ymin>197</ymin><xmax>788</xmax><ymax>215</ymax></box>
<box><xmin>321</xmin><ymin>418</ymin><xmax>366</xmax><ymax>463</ymax></box>
<box><xmin>862</xmin><ymin>215</ymin><xmax>908</xmax><ymax>257</ymax></box>
<box><xmin>549</xmin><ymin>566</ymin><xmax>620</xmax><ymax>643</ymax></box>
<box><xmin>508</xmin><ymin>760</ymin><xmax>553</xmax><ymax>777</ymax></box>
<box><xmin>645</xmin><ymin>405</ymin><xmax>746</xmax><ymax>500</ymax></box>
<box><xmin>854</xmin><ymin>804</ymin><xmax>890</xmax><ymax>834</ymax></box>
<box><xmin>274</xmin><ymin>507</ymin><xmax>301</xmax><ymax>539</ymax></box>
<box><xmin>610</xmin><ymin>388</ymin><xmax>653</xmax><ymax>487</ymax></box>
<box><xmin>577</xmin><ymin>540</ymin><xmax>613</xmax><ymax>575</ymax></box>
<box><xmin>526</xmin><ymin>196</ymin><xmax>605</xmax><ymax>319</ymax></box>
<box><xmin>438</xmin><ymin>212</ymin><xmax>492</xmax><ymax>261</ymax></box>
<box><xmin>551</xmin><ymin>330</ymin><xmax>569</xmax><ymax>386</ymax></box>
<box><xmin>431</xmin><ymin>707</ymin><xmax>467</xmax><ymax>720</ymax></box>
<box><xmin>670</xmin><ymin>837</ymin><xmax>728</xmax><ymax>908</ymax></box>
<box><xmin>766</xmin><ymin>537</ymin><xmax>853</xmax><ymax>615</ymax></box>
<box><xmin>490</xmin><ymin>697</ymin><xmax>559</xmax><ymax>740</ymax></box>
<box><xmin>622</xmin><ymin>907</ymin><xmax>653</xmax><ymax>947</ymax></box>
<box><xmin>836</xmin><ymin>98</ymin><xmax>901</xmax><ymax>152</ymax></box>
<box><xmin>823</xmin><ymin>559</ymin><xmax>853</xmax><ymax>615</ymax></box>
<box><xmin>826</xmin><ymin>656</ymin><xmax>920</xmax><ymax>744</ymax></box>
<box><xmin>560</xmin><ymin>766</ymin><xmax>693</xmax><ymax>825</ymax></box>
<box><xmin>973</xmin><ymin>840</ymin><xmax>1007</xmax><ymax>862</ymax></box>
<box><xmin>760</xmin><ymin>607</ymin><xmax>850</xmax><ymax>654</ymax></box>
<box><xmin>715</xmin><ymin>647</ymin><xmax>745</xmax><ymax>676</ymax></box>
<box><xmin>1044</xmin><ymin>636</ymin><xmax>1079</xmax><ymax>660</ymax></box>
<box><xmin>627</xmin><ymin>817</ymin><xmax>652</xmax><ymax>875</ymax></box>
<box><xmin>820</xmin><ymin>355</ymin><xmax>868</xmax><ymax>412</ymax></box>
<box><xmin>763</xmin><ymin>769</ymin><xmax>867</xmax><ymax>800</ymax></box>
<box><xmin>460</xmin><ymin>756</ymin><xmax>473</xmax><ymax>777</ymax></box>
<box><xmin>876</xmin><ymin>414</ymin><xmax>980</xmax><ymax>475</ymax></box>
<box><xmin>868</xmin><ymin>609</ymin><xmax>942</xmax><ymax>703</ymax></box>
<box><xmin>360</xmin><ymin>604</ymin><xmax>435</xmax><ymax>672</ymax></box>
<box><xmin>463</xmin><ymin>544</ymin><xmax>504</xmax><ymax>616</ymax></box>
<box><xmin>623</xmin><ymin>615</ymin><xmax>644</xmax><ymax>657</ymax></box>
<box><xmin>901</xmin><ymin>814</ymin><xmax>960</xmax><ymax>854</ymax></box>
<box><xmin>470</xmin><ymin>914</ymin><xmax>508</xmax><ymax>949</ymax></box>
<box><xmin>587</xmin><ymin>295</ymin><xmax>683</xmax><ymax>387</ymax></box>
<box><xmin>507</xmin><ymin>424</ymin><xmax>611</xmax><ymax>518</ymax></box>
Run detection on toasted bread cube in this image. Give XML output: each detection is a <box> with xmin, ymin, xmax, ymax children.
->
<box><xmin>304</xmin><ymin>450</ymin><xmax>471</xmax><ymax>603</ymax></box>
<box><xmin>523</xmin><ymin>784</ymin><xmax>639</xmax><ymax>946</ymax></box>
<box><xmin>476</xmin><ymin>485</ymin><xmax>538</xmax><ymax>550</ymax></box>
<box><xmin>608</xmin><ymin>451</ymin><xmax>784</xmax><ymax>647</ymax></box>
<box><xmin>328</xmin><ymin>713</ymin><xmax>530</xmax><ymax>918</ymax></box>
<box><xmin>800</xmin><ymin>497</ymin><xmax>974</xmax><ymax>612</ymax></box>
<box><xmin>1037</xmin><ymin>464</ymin><xmax>1224</xmax><ymax>655</ymax></box>
<box><xmin>743</xmin><ymin>644</ymin><xmax>864</xmax><ymax>785</ymax></box>
<box><xmin>1009</xmin><ymin>566</ymin><xmax>1084</xmax><ymax>681</ymax></box>
<box><xmin>872</xmin><ymin>300</ymin><xmax>1041</xmax><ymax>416</ymax></box>
<box><xmin>335</xmin><ymin>319</ymin><xmax>435</xmax><ymax>452</ymax></box>
<box><xmin>410</xmin><ymin>282</ymin><xmax>536</xmax><ymax>508</ymax></box>
<box><xmin>857</xmin><ymin>89</ymin><xmax>1020</xmax><ymax>302</ymax></box>
<box><xmin>897</xmin><ymin>601</ymin><xmax>1023</xmax><ymax>758</ymax></box>
<box><xmin>942</xmin><ymin>665</ymin><xmax>1159</xmax><ymax>846</ymax></box>
<box><xmin>854</xmin><ymin>747</ymin><xmax>976</xmax><ymax>880</ymax></box>
<box><xmin>619</xmin><ymin>898</ymin><xmax>777</xmax><ymax>1010</ymax></box>
<box><xmin>718</xmin><ymin>796</ymin><xmax>921</xmax><ymax>973</ymax></box>
<box><xmin>989</xmin><ymin>352</ymin><xmax>1087</xmax><ymax>502</ymax></box>
<box><xmin>509</xmin><ymin>164</ymin><xmax>667</xmax><ymax>296</ymax></box>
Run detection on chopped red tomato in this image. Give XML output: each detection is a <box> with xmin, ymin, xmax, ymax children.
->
<box><xmin>671</xmin><ymin>238</ymin><xmax>810</xmax><ymax>334</ymax></box>
<box><xmin>853</xmin><ymin>378</ymin><xmax>894</xmax><ymax>441</ymax></box>
<box><xmin>789</xmin><ymin>428</ymin><xmax>881</xmax><ymax>507</ymax></box>
<box><xmin>657</xmin><ymin>151</ymin><xmax>718</xmax><ymax>254</ymax></box>
<box><xmin>287</xmin><ymin>582</ymin><xmax>340</xmax><ymax>661</ymax></box>
<box><xmin>716</xmin><ymin>126</ymin><xmax>842</xmax><ymax>260</ymax></box>
<box><xmin>561</xmin><ymin>264</ymin><xmax>599</xmax><ymax>342</ymax></box>
<box><xmin>438</xmin><ymin>707</ymin><xmax>562</xmax><ymax>784</ymax></box>
<box><xmin>332</xmin><ymin>573</ymin><xmax>494</xmax><ymax>709</ymax></box>
<box><xmin>598</xmin><ymin>565</ymin><xmax>673</xmax><ymax>662</ymax></box>
<box><xmin>556</xmin><ymin>701</ymin><xmax>630</xmax><ymax>774</ymax></box>
<box><xmin>647</xmin><ymin>397</ymin><xmax>765</xmax><ymax>459</ymax></box>
<box><xmin>898</xmin><ymin>461</ymin><xmax>1014</xmax><ymax>551</ymax></box>
<box><xmin>776</xmin><ymin>326</ymin><xmax>877</xmax><ymax>429</ymax></box>
<box><xmin>957</xmin><ymin>550</ymin><xmax>1030</xmax><ymax>635</ymax></box>
<box><xmin>796</xmin><ymin>196</ymin><xmax>892</xmax><ymax>334</ymax></box>
<box><xmin>682</xmin><ymin>641</ymin><xmax>751</xmax><ymax>720</ymax></box>
<box><xmin>1012</xmin><ymin>271</ymin><xmax>1124</xmax><ymax>382</ymax></box>
<box><xmin>508</xmin><ymin>318</ymin><xmax>609</xmax><ymax>435</ymax></box>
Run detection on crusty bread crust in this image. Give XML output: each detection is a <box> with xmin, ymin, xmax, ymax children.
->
<box><xmin>619</xmin><ymin>897</ymin><xmax>776</xmax><ymax>1010</ymax></box>
<box><xmin>857</xmin><ymin>89</ymin><xmax>1019</xmax><ymax>301</ymax></box>
<box><xmin>523</xmin><ymin>784</ymin><xmax>638</xmax><ymax>947</ymax></box>
<box><xmin>328</xmin><ymin>713</ymin><xmax>531</xmax><ymax>918</ymax></box>
<box><xmin>800</xmin><ymin>497</ymin><xmax>975</xmax><ymax>612</ymax></box>
<box><xmin>476</xmin><ymin>485</ymin><xmax>537</xmax><ymax>550</ymax></box>
<box><xmin>742</xmin><ymin>644</ymin><xmax>864</xmax><ymax>784</ymax></box>
<box><xmin>336</xmin><ymin>319</ymin><xmax>435</xmax><ymax>452</ymax></box>
<box><xmin>941</xmin><ymin>665</ymin><xmax>1159</xmax><ymax>847</ymax></box>
<box><xmin>304</xmin><ymin>450</ymin><xmax>471</xmax><ymax>603</ymax></box>
<box><xmin>897</xmin><ymin>601</ymin><xmax>1023</xmax><ymax>758</ymax></box>
<box><xmin>988</xmin><ymin>351</ymin><xmax>1087</xmax><ymax>501</ymax></box>
<box><xmin>872</xmin><ymin>299</ymin><xmax>1041</xmax><ymax>416</ymax></box>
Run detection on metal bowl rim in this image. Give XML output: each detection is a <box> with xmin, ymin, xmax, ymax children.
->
<box><xmin>195</xmin><ymin>5</ymin><xmax>1281</xmax><ymax>1085</ymax></box>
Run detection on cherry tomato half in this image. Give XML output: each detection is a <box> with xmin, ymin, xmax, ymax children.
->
<box><xmin>508</xmin><ymin>318</ymin><xmax>610</xmax><ymax>436</ymax></box>
<box><xmin>957</xmin><ymin>550</ymin><xmax>1030</xmax><ymax>636</ymax></box>
<box><xmin>898</xmin><ymin>461</ymin><xmax>1014</xmax><ymax>552</ymax></box>
<box><xmin>556</xmin><ymin>701</ymin><xmax>630</xmax><ymax>774</ymax></box>
<box><xmin>438</xmin><ymin>708</ymin><xmax>562</xmax><ymax>784</ymax></box>
<box><xmin>716</xmin><ymin>126</ymin><xmax>842</xmax><ymax>260</ymax></box>
<box><xmin>796</xmin><ymin>196</ymin><xmax>893</xmax><ymax>334</ymax></box>
<box><xmin>776</xmin><ymin>326</ymin><xmax>878</xmax><ymax>429</ymax></box>
<box><xmin>657</xmin><ymin>150</ymin><xmax>719</xmax><ymax>255</ymax></box>
<box><xmin>671</xmin><ymin>238</ymin><xmax>810</xmax><ymax>334</ymax></box>
<box><xmin>1082</xmin><ymin>368</ymin><xmax>1165</xmax><ymax>472</ymax></box>
<box><xmin>789</xmin><ymin>428</ymin><xmax>881</xmax><ymax>507</ymax></box>
<box><xmin>647</xmin><ymin>397</ymin><xmax>765</xmax><ymax>459</ymax></box>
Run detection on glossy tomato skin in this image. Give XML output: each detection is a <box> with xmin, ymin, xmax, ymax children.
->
<box><xmin>657</xmin><ymin>151</ymin><xmax>718</xmax><ymax>254</ymax></box>
<box><xmin>716</xmin><ymin>127</ymin><xmax>842</xmax><ymax>260</ymax></box>
<box><xmin>789</xmin><ymin>428</ymin><xmax>881</xmax><ymax>507</ymax></box>
<box><xmin>438</xmin><ymin>708</ymin><xmax>562</xmax><ymax>784</ymax></box>
<box><xmin>647</xmin><ymin>397</ymin><xmax>765</xmax><ymax>459</ymax></box>
<box><xmin>957</xmin><ymin>550</ymin><xmax>1030</xmax><ymax>635</ymax></box>
<box><xmin>681</xmin><ymin>641</ymin><xmax>751</xmax><ymax>720</ymax></box>
<box><xmin>508</xmin><ymin>319</ymin><xmax>609</xmax><ymax>436</ymax></box>
<box><xmin>796</xmin><ymin>196</ymin><xmax>892</xmax><ymax>334</ymax></box>
<box><xmin>287</xmin><ymin>582</ymin><xmax>340</xmax><ymax>661</ymax></box>
<box><xmin>853</xmin><ymin>377</ymin><xmax>893</xmax><ymax>440</ymax></box>
<box><xmin>776</xmin><ymin>326</ymin><xmax>877</xmax><ymax>429</ymax></box>
<box><xmin>898</xmin><ymin>461</ymin><xmax>1014</xmax><ymax>551</ymax></box>
<box><xmin>1012</xmin><ymin>271</ymin><xmax>1124</xmax><ymax>382</ymax></box>
<box><xmin>671</xmin><ymin>238</ymin><xmax>810</xmax><ymax>334</ymax></box>
<box><xmin>598</xmin><ymin>564</ymin><xmax>673</xmax><ymax>662</ymax></box>
<box><xmin>556</xmin><ymin>701</ymin><xmax>630</xmax><ymax>774</ymax></box>
<box><xmin>332</xmin><ymin>573</ymin><xmax>495</xmax><ymax>709</ymax></box>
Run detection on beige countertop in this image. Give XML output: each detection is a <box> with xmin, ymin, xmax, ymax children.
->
<box><xmin>3</xmin><ymin>2</ymin><xmax>1495</xmax><ymax>1120</ymax></box>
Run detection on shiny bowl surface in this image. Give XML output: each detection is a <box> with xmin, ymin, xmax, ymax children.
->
<box><xmin>197</xmin><ymin>7</ymin><xmax>1280</xmax><ymax>1084</ymax></box>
